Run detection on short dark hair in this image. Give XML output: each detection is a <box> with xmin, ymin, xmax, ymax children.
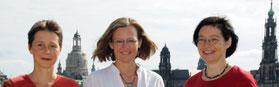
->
<box><xmin>93</xmin><ymin>17</ymin><xmax>157</xmax><ymax>62</ymax></box>
<box><xmin>193</xmin><ymin>16</ymin><xmax>238</xmax><ymax>58</ymax></box>
<box><xmin>28</xmin><ymin>20</ymin><xmax>63</xmax><ymax>49</ymax></box>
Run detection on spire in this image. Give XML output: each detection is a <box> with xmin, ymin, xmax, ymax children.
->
<box><xmin>268</xmin><ymin>0</ymin><xmax>274</xmax><ymax>16</ymax></box>
<box><xmin>57</xmin><ymin>60</ymin><xmax>62</xmax><ymax>74</ymax></box>
<box><xmin>58</xmin><ymin>60</ymin><xmax>61</xmax><ymax>68</ymax></box>
<box><xmin>74</xmin><ymin>29</ymin><xmax>80</xmax><ymax>38</ymax></box>
<box><xmin>271</xmin><ymin>0</ymin><xmax>273</xmax><ymax>9</ymax></box>
<box><xmin>91</xmin><ymin>61</ymin><xmax>96</xmax><ymax>72</ymax></box>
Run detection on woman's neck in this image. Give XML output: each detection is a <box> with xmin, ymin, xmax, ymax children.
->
<box><xmin>114</xmin><ymin>60</ymin><xmax>138</xmax><ymax>86</ymax></box>
<box><xmin>29</xmin><ymin>65</ymin><xmax>57</xmax><ymax>86</ymax></box>
<box><xmin>115</xmin><ymin>61</ymin><xmax>137</xmax><ymax>76</ymax></box>
<box><xmin>205</xmin><ymin>58</ymin><xmax>228</xmax><ymax>77</ymax></box>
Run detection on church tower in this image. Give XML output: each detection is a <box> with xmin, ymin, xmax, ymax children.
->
<box><xmin>259</xmin><ymin>0</ymin><xmax>279</xmax><ymax>84</ymax></box>
<box><xmin>159</xmin><ymin>44</ymin><xmax>171</xmax><ymax>85</ymax></box>
<box><xmin>63</xmin><ymin>30</ymin><xmax>88</xmax><ymax>80</ymax></box>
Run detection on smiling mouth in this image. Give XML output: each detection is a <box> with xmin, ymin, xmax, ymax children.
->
<box><xmin>41</xmin><ymin>58</ymin><xmax>51</xmax><ymax>61</ymax></box>
<box><xmin>121</xmin><ymin>52</ymin><xmax>131</xmax><ymax>55</ymax></box>
<box><xmin>203</xmin><ymin>51</ymin><xmax>215</xmax><ymax>55</ymax></box>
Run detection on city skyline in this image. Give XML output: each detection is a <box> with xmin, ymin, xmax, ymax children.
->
<box><xmin>0</xmin><ymin>0</ymin><xmax>278</xmax><ymax>78</ymax></box>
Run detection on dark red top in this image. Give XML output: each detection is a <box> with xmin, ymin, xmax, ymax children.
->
<box><xmin>2</xmin><ymin>74</ymin><xmax>80</xmax><ymax>87</ymax></box>
<box><xmin>184</xmin><ymin>66</ymin><xmax>258</xmax><ymax>87</ymax></box>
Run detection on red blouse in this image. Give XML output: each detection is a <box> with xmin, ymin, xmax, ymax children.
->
<box><xmin>2</xmin><ymin>74</ymin><xmax>80</xmax><ymax>87</ymax></box>
<box><xmin>184</xmin><ymin>66</ymin><xmax>258</xmax><ymax>87</ymax></box>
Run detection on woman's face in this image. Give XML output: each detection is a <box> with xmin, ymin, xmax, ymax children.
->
<box><xmin>109</xmin><ymin>26</ymin><xmax>142</xmax><ymax>63</ymax></box>
<box><xmin>29</xmin><ymin>30</ymin><xmax>61</xmax><ymax>69</ymax></box>
<box><xmin>197</xmin><ymin>25</ymin><xmax>231</xmax><ymax>64</ymax></box>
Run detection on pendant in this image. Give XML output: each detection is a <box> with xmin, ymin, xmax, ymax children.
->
<box><xmin>125</xmin><ymin>83</ymin><xmax>134</xmax><ymax>87</ymax></box>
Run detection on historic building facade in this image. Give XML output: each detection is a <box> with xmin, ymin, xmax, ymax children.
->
<box><xmin>57</xmin><ymin>31</ymin><xmax>89</xmax><ymax>80</ymax></box>
<box><xmin>251</xmin><ymin>1</ymin><xmax>279</xmax><ymax>87</ymax></box>
<box><xmin>153</xmin><ymin>44</ymin><xmax>189</xmax><ymax>87</ymax></box>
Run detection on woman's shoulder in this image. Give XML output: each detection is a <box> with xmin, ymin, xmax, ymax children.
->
<box><xmin>138</xmin><ymin>67</ymin><xmax>162</xmax><ymax>79</ymax></box>
<box><xmin>231</xmin><ymin>66</ymin><xmax>254</xmax><ymax>78</ymax></box>
<box><xmin>84</xmin><ymin>64</ymin><xmax>121</xmax><ymax>87</ymax></box>
<box><xmin>138</xmin><ymin>67</ymin><xmax>165</xmax><ymax>86</ymax></box>
<box><xmin>9</xmin><ymin>74</ymin><xmax>32</xmax><ymax>84</ymax></box>
<box><xmin>4</xmin><ymin>74</ymin><xmax>35</xmax><ymax>87</ymax></box>
<box><xmin>185</xmin><ymin>70</ymin><xmax>203</xmax><ymax>83</ymax></box>
<box><xmin>56</xmin><ymin>75</ymin><xmax>77</xmax><ymax>83</ymax></box>
<box><xmin>229</xmin><ymin>65</ymin><xmax>258</xmax><ymax>86</ymax></box>
<box><xmin>53</xmin><ymin>75</ymin><xmax>80</xmax><ymax>87</ymax></box>
<box><xmin>88</xmin><ymin>64</ymin><xmax>116</xmax><ymax>78</ymax></box>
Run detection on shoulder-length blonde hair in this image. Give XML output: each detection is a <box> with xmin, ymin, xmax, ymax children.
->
<box><xmin>92</xmin><ymin>17</ymin><xmax>157</xmax><ymax>62</ymax></box>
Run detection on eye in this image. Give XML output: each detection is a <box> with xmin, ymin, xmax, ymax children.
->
<box><xmin>128</xmin><ymin>39</ymin><xmax>137</xmax><ymax>43</ymax></box>
<box><xmin>50</xmin><ymin>45</ymin><xmax>57</xmax><ymax>48</ymax></box>
<box><xmin>37</xmin><ymin>44</ymin><xmax>43</xmax><ymax>47</ymax></box>
<box><xmin>115</xmin><ymin>40</ymin><xmax>124</xmax><ymax>43</ymax></box>
<box><xmin>198</xmin><ymin>38</ymin><xmax>205</xmax><ymax>42</ymax></box>
<box><xmin>210</xmin><ymin>38</ymin><xmax>218</xmax><ymax>42</ymax></box>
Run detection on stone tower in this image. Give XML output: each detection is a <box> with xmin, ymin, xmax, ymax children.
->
<box><xmin>159</xmin><ymin>44</ymin><xmax>171</xmax><ymax>86</ymax></box>
<box><xmin>62</xmin><ymin>30</ymin><xmax>88</xmax><ymax>80</ymax></box>
<box><xmin>258</xmin><ymin>0</ymin><xmax>279</xmax><ymax>84</ymax></box>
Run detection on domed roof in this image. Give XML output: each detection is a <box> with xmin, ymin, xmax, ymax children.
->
<box><xmin>268</xmin><ymin>8</ymin><xmax>274</xmax><ymax>16</ymax></box>
<box><xmin>161</xmin><ymin>43</ymin><xmax>170</xmax><ymax>54</ymax></box>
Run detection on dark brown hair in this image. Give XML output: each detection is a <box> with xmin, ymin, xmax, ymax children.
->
<box><xmin>93</xmin><ymin>17</ymin><xmax>157</xmax><ymax>62</ymax></box>
<box><xmin>28</xmin><ymin>20</ymin><xmax>63</xmax><ymax>49</ymax></box>
<box><xmin>193</xmin><ymin>16</ymin><xmax>238</xmax><ymax>58</ymax></box>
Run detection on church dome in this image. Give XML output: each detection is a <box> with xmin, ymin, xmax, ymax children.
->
<box><xmin>63</xmin><ymin>31</ymin><xmax>88</xmax><ymax>80</ymax></box>
<box><xmin>268</xmin><ymin>9</ymin><xmax>274</xmax><ymax>16</ymax></box>
<box><xmin>161</xmin><ymin>44</ymin><xmax>170</xmax><ymax>55</ymax></box>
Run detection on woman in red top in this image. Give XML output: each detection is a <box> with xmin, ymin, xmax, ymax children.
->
<box><xmin>2</xmin><ymin>20</ymin><xmax>80</xmax><ymax>87</ymax></box>
<box><xmin>184</xmin><ymin>16</ymin><xmax>258</xmax><ymax>87</ymax></box>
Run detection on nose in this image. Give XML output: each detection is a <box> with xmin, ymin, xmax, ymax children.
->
<box><xmin>122</xmin><ymin>41</ymin><xmax>129</xmax><ymax>49</ymax></box>
<box><xmin>44</xmin><ymin>47</ymin><xmax>50</xmax><ymax>54</ymax></box>
<box><xmin>203</xmin><ymin>40</ymin><xmax>212</xmax><ymax>47</ymax></box>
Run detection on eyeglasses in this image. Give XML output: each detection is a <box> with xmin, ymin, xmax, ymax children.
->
<box><xmin>197</xmin><ymin>38</ymin><xmax>219</xmax><ymax>45</ymax></box>
<box><xmin>112</xmin><ymin>39</ymin><xmax>138</xmax><ymax>46</ymax></box>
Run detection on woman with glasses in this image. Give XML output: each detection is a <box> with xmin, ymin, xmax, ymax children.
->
<box><xmin>183</xmin><ymin>16</ymin><xmax>257</xmax><ymax>87</ymax></box>
<box><xmin>2</xmin><ymin>20</ymin><xmax>80</xmax><ymax>87</ymax></box>
<box><xmin>84</xmin><ymin>17</ymin><xmax>164</xmax><ymax>87</ymax></box>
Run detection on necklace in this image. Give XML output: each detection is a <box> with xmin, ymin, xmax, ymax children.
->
<box><xmin>204</xmin><ymin>63</ymin><xmax>229</xmax><ymax>79</ymax></box>
<box><xmin>120</xmin><ymin>74</ymin><xmax>136</xmax><ymax>87</ymax></box>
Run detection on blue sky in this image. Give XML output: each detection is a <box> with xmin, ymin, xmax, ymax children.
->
<box><xmin>0</xmin><ymin>0</ymin><xmax>278</xmax><ymax>78</ymax></box>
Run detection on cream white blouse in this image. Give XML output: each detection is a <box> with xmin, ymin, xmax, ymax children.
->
<box><xmin>84</xmin><ymin>63</ymin><xmax>165</xmax><ymax>87</ymax></box>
